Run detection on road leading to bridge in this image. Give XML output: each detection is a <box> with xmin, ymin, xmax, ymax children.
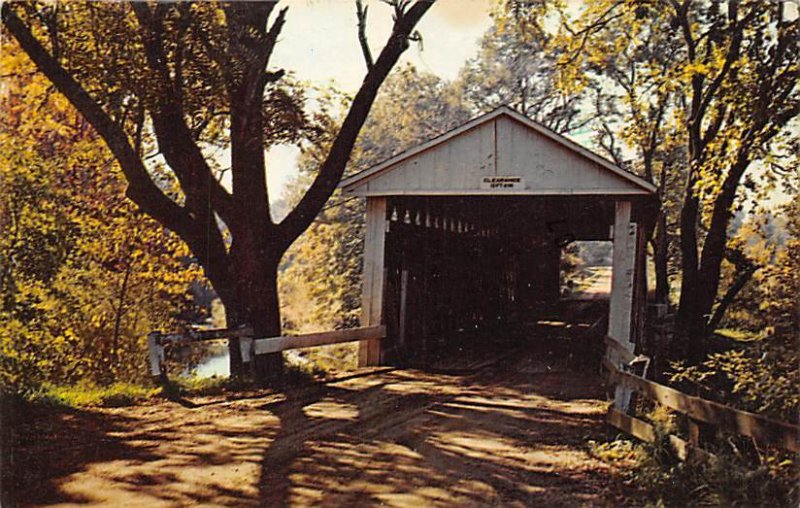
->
<box><xmin>5</xmin><ymin>340</ymin><xmax>644</xmax><ymax>507</ymax></box>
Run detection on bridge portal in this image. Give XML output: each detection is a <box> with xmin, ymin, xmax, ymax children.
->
<box><xmin>340</xmin><ymin>107</ymin><xmax>658</xmax><ymax>368</ymax></box>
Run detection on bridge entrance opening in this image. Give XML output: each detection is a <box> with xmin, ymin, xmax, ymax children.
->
<box><xmin>378</xmin><ymin>195</ymin><xmax>623</xmax><ymax>367</ymax></box>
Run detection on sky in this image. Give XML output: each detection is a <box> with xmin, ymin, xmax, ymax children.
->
<box><xmin>259</xmin><ymin>0</ymin><xmax>796</xmax><ymax>210</ymax></box>
<box><xmin>262</xmin><ymin>0</ymin><xmax>495</xmax><ymax>203</ymax></box>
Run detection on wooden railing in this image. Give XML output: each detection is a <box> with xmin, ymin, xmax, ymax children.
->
<box><xmin>241</xmin><ymin>326</ymin><xmax>385</xmax><ymax>359</ymax></box>
<box><xmin>604</xmin><ymin>354</ymin><xmax>800</xmax><ymax>461</ymax></box>
<box><xmin>604</xmin><ymin>335</ymin><xmax>637</xmax><ymax>364</ymax></box>
<box><xmin>147</xmin><ymin>325</ymin><xmax>385</xmax><ymax>377</ymax></box>
<box><xmin>147</xmin><ymin>326</ymin><xmax>253</xmax><ymax>377</ymax></box>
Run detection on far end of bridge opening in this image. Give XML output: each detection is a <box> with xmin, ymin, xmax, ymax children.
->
<box><xmin>340</xmin><ymin>106</ymin><xmax>658</xmax><ymax>377</ymax></box>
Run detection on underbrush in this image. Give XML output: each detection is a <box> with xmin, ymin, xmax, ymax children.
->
<box><xmin>669</xmin><ymin>342</ymin><xmax>799</xmax><ymax>422</ymax></box>
<box><xmin>591</xmin><ymin>408</ymin><xmax>799</xmax><ymax>507</ymax></box>
<box><xmin>597</xmin><ymin>439</ymin><xmax>798</xmax><ymax>507</ymax></box>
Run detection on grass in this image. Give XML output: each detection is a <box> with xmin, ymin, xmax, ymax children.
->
<box><xmin>24</xmin><ymin>375</ymin><xmax>235</xmax><ymax>408</ymax></box>
<box><xmin>167</xmin><ymin>374</ymin><xmax>233</xmax><ymax>396</ymax></box>
<box><xmin>28</xmin><ymin>381</ymin><xmax>158</xmax><ymax>408</ymax></box>
<box><xmin>27</xmin><ymin>375</ymin><xmax>256</xmax><ymax>408</ymax></box>
<box><xmin>22</xmin><ymin>343</ymin><xmax>360</xmax><ymax>409</ymax></box>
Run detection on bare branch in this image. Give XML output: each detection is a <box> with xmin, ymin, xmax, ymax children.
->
<box><xmin>599</xmin><ymin>121</ymin><xmax>625</xmax><ymax>168</ymax></box>
<box><xmin>356</xmin><ymin>0</ymin><xmax>374</xmax><ymax>70</ymax></box>
<box><xmin>560</xmin><ymin>1</ymin><xmax>624</xmax><ymax>66</ymax></box>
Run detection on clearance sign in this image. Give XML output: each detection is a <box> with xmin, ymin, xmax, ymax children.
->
<box><xmin>480</xmin><ymin>176</ymin><xmax>525</xmax><ymax>190</ymax></box>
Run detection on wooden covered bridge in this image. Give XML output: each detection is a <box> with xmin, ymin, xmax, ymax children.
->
<box><xmin>341</xmin><ymin>106</ymin><xmax>658</xmax><ymax>369</ymax></box>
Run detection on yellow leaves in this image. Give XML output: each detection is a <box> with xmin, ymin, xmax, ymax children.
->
<box><xmin>681</xmin><ymin>61</ymin><xmax>714</xmax><ymax>79</ymax></box>
<box><xmin>90</xmin><ymin>314</ymin><xmax>104</xmax><ymax>328</ymax></box>
<box><xmin>1</xmin><ymin>40</ymin><xmax>204</xmax><ymax>390</ymax></box>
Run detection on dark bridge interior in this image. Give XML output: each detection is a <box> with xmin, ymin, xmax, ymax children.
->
<box><xmin>380</xmin><ymin>195</ymin><xmax>632</xmax><ymax>367</ymax></box>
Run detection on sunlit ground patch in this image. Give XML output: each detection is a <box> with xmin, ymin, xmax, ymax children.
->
<box><xmin>302</xmin><ymin>398</ymin><xmax>359</xmax><ymax>420</ymax></box>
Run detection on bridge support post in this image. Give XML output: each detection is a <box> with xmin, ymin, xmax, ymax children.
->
<box><xmin>608</xmin><ymin>200</ymin><xmax>638</xmax><ymax>411</ymax></box>
<box><xmin>359</xmin><ymin>197</ymin><xmax>388</xmax><ymax>367</ymax></box>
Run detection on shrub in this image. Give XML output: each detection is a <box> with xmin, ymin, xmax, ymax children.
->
<box><xmin>591</xmin><ymin>434</ymin><xmax>799</xmax><ymax>507</ymax></box>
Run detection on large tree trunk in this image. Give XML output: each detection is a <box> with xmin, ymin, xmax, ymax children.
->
<box><xmin>695</xmin><ymin>158</ymin><xmax>750</xmax><ymax>330</ymax></box>
<box><xmin>677</xmin><ymin>155</ymin><xmax>751</xmax><ymax>363</ymax></box>
<box><xmin>223</xmin><ymin>234</ymin><xmax>284</xmax><ymax>381</ymax></box>
<box><xmin>249</xmin><ymin>268</ymin><xmax>284</xmax><ymax>381</ymax></box>
<box><xmin>675</xmin><ymin>172</ymin><xmax>707</xmax><ymax>363</ymax></box>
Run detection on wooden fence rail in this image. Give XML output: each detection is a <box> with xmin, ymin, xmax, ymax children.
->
<box><xmin>604</xmin><ymin>358</ymin><xmax>800</xmax><ymax>455</ymax></box>
<box><xmin>607</xmin><ymin>407</ymin><xmax>716</xmax><ymax>463</ymax></box>
<box><xmin>148</xmin><ymin>325</ymin><xmax>386</xmax><ymax>377</ymax></box>
<box><xmin>243</xmin><ymin>326</ymin><xmax>386</xmax><ymax>359</ymax></box>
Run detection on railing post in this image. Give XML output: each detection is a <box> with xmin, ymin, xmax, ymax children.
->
<box><xmin>147</xmin><ymin>332</ymin><xmax>165</xmax><ymax>377</ymax></box>
<box><xmin>608</xmin><ymin>200</ymin><xmax>638</xmax><ymax>412</ymax></box>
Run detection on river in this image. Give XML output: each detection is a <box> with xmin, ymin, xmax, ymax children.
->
<box><xmin>191</xmin><ymin>351</ymin><xmax>230</xmax><ymax>377</ymax></box>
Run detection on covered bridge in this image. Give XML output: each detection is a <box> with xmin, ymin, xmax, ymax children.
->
<box><xmin>340</xmin><ymin>107</ymin><xmax>658</xmax><ymax>369</ymax></box>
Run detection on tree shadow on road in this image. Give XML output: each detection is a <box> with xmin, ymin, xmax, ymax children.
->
<box><xmin>0</xmin><ymin>343</ymin><xmax>636</xmax><ymax>506</ymax></box>
<box><xmin>256</xmin><ymin>352</ymin><xmax>634</xmax><ymax>507</ymax></box>
<box><xmin>0</xmin><ymin>395</ymin><xmax>160</xmax><ymax>507</ymax></box>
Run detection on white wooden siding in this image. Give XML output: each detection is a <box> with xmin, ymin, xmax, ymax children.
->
<box><xmin>345</xmin><ymin>112</ymin><xmax>651</xmax><ymax>197</ymax></box>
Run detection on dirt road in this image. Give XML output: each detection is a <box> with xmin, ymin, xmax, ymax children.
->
<box><xmin>4</xmin><ymin>342</ymin><xmax>641</xmax><ymax>507</ymax></box>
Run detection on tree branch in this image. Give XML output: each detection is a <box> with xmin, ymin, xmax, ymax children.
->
<box><xmin>279</xmin><ymin>0</ymin><xmax>434</xmax><ymax>247</ymax></box>
<box><xmin>130</xmin><ymin>2</ymin><xmax>235</xmax><ymax>227</ymax></box>
<box><xmin>1</xmin><ymin>3</ymin><xmax>196</xmax><ymax>239</ymax></box>
<box><xmin>599</xmin><ymin>121</ymin><xmax>625</xmax><ymax>167</ymax></box>
<box><xmin>706</xmin><ymin>249</ymin><xmax>759</xmax><ymax>333</ymax></box>
<box><xmin>696</xmin><ymin>7</ymin><xmax>755</xmax><ymax>135</ymax></box>
<box><xmin>560</xmin><ymin>1</ymin><xmax>624</xmax><ymax>65</ymax></box>
<box><xmin>356</xmin><ymin>0</ymin><xmax>374</xmax><ymax>70</ymax></box>
<box><xmin>701</xmin><ymin>100</ymin><xmax>729</xmax><ymax>148</ymax></box>
<box><xmin>224</xmin><ymin>3</ymin><xmax>288</xmax><ymax>229</ymax></box>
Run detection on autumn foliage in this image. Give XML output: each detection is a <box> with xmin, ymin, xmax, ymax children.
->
<box><xmin>1</xmin><ymin>44</ymin><xmax>199</xmax><ymax>391</ymax></box>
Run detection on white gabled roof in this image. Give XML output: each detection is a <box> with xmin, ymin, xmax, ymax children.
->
<box><xmin>341</xmin><ymin>106</ymin><xmax>657</xmax><ymax>196</ymax></box>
